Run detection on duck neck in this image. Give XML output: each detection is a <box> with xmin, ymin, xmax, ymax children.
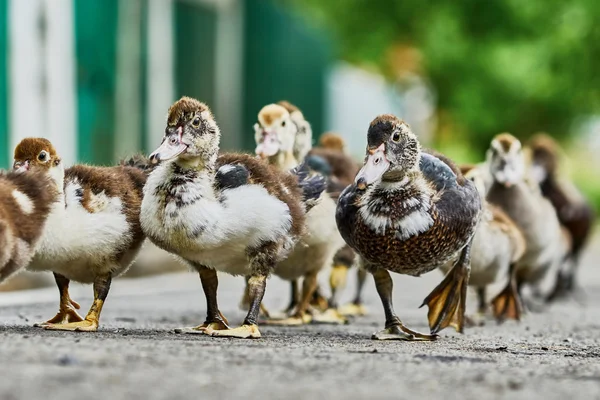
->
<box><xmin>175</xmin><ymin>152</ymin><xmax>217</xmax><ymax>172</ymax></box>
<box><xmin>268</xmin><ymin>150</ymin><xmax>298</xmax><ymax>170</ymax></box>
<box><xmin>48</xmin><ymin>164</ymin><xmax>65</xmax><ymax>196</ymax></box>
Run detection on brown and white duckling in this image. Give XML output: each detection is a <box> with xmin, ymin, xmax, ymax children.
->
<box><xmin>337</xmin><ymin>115</ymin><xmax>482</xmax><ymax>340</ymax></box>
<box><xmin>13</xmin><ymin>138</ymin><xmax>147</xmax><ymax>331</ymax></box>
<box><xmin>305</xmin><ymin>133</ymin><xmax>368</xmax><ymax>317</ymax></box>
<box><xmin>141</xmin><ymin>97</ymin><xmax>327</xmax><ymax>338</ymax></box>
<box><xmin>253</xmin><ymin>102</ymin><xmax>346</xmax><ymax>325</ymax></box>
<box><xmin>0</xmin><ymin>170</ymin><xmax>58</xmax><ymax>283</ymax></box>
<box><xmin>440</xmin><ymin>164</ymin><xmax>526</xmax><ymax>324</ymax></box>
<box><xmin>485</xmin><ymin>133</ymin><xmax>569</xmax><ymax>304</ymax></box>
<box><xmin>527</xmin><ymin>133</ymin><xmax>595</xmax><ymax>301</ymax></box>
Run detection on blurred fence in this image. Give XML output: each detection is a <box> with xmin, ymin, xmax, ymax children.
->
<box><xmin>0</xmin><ymin>0</ymin><xmax>331</xmax><ymax>168</ymax></box>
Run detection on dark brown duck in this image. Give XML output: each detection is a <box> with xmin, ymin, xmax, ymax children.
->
<box><xmin>336</xmin><ymin>115</ymin><xmax>481</xmax><ymax>340</ymax></box>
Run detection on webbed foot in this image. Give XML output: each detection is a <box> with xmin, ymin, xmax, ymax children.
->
<box><xmin>261</xmin><ymin>313</ymin><xmax>312</xmax><ymax>326</ymax></box>
<box><xmin>35</xmin><ymin>299</ymin><xmax>84</xmax><ymax>327</ymax></box>
<box><xmin>421</xmin><ymin>252</ymin><xmax>469</xmax><ymax>334</ymax></box>
<box><xmin>372</xmin><ymin>324</ymin><xmax>438</xmax><ymax>341</ymax></box>
<box><xmin>175</xmin><ymin>312</ymin><xmax>230</xmax><ymax>335</ymax></box>
<box><xmin>207</xmin><ymin>324</ymin><xmax>261</xmax><ymax>339</ymax></box>
<box><xmin>44</xmin><ymin>318</ymin><xmax>98</xmax><ymax>332</ymax></box>
<box><xmin>174</xmin><ymin>320</ymin><xmax>231</xmax><ymax>335</ymax></box>
<box><xmin>491</xmin><ymin>281</ymin><xmax>523</xmax><ymax>322</ymax></box>
<box><xmin>338</xmin><ymin>302</ymin><xmax>368</xmax><ymax>317</ymax></box>
<box><xmin>311</xmin><ymin>308</ymin><xmax>349</xmax><ymax>325</ymax></box>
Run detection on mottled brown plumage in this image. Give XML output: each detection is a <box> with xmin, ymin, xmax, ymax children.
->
<box><xmin>307</xmin><ymin>147</ymin><xmax>358</xmax><ymax>187</ymax></box>
<box><xmin>337</xmin><ymin>115</ymin><xmax>481</xmax><ymax>339</ymax></box>
<box><xmin>0</xmin><ymin>170</ymin><xmax>59</xmax><ymax>282</ymax></box>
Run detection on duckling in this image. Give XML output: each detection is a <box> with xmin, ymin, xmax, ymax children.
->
<box><xmin>253</xmin><ymin>102</ymin><xmax>346</xmax><ymax>325</ymax></box>
<box><xmin>337</xmin><ymin>115</ymin><xmax>482</xmax><ymax>340</ymax></box>
<box><xmin>141</xmin><ymin>96</ymin><xmax>327</xmax><ymax>338</ymax></box>
<box><xmin>277</xmin><ymin>100</ymin><xmax>313</xmax><ymax>162</ymax></box>
<box><xmin>0</xmin><ymin>170</ymin><xmax>58</xmax><ymax>283</ymax></box>
<box><xmin>13</xmin><ymin>138</ymin><xmax>147</xmax><ymax>331</ymax></box>
<box><xmin>527</xmin><ymin>134</ymin><xmax>595</xmax><ymax>301</ymax></box>
<box><xmin>305</xmin><ymin>133</ymin><xmax>369</xmax><ymax>316</ymax></box>
<box><xmin>440</xmin><ymin>164</ymin><xmax>526</xmax><ymax>323</ymax></box>
<box><xmin>318</xmin><ymin>132</ymin><xmax>347</xmax><ymax>153</ymax></box>
<box><xmin>485</xmin><ymin>133</ymin><xmax>568</xmax><ymax>304</ymax></box>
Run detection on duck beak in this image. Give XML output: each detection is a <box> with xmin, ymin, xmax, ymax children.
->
<box><xmin>149</xmin><ymin>127</ymin><xmax>187</xmax><ymax>164</ymax></box>
<box><xmin>355</xmin><ymin>143</ymin><xmax>389</xmax><ymax>187</ymax></box>
<box><xmin>13</xmin><ymin>160</ymin><xmax>29</xmax><ymax>173</ymax></box>
<box><xmin>255</xmin><ymin>131</ymin><xmax>280</xmax><ymax>158</ymax></box>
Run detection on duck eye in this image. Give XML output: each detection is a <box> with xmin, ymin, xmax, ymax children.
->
<box><xmin>281</xmin><ymin>120</ymin><xmax>286</xmax><ymax>127</ymax></box>
<box><xmin>38</xmin><ymin>150</ymin><xmax>48</xmax><ymax>162</ymax></box>
<box><xmin>192</xmin><ymin>117</ymin><xmax>201</xmax><ymax>128</ymax></box>
<box><xmin>391</xmin><ymin>132</ymin><xmax>401</xmax><ymax>143</ymax></box>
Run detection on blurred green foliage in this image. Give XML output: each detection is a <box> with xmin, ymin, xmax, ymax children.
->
<box><xmin>285</xmin><ymin>0</ymin><xmax>600</xmax><ymax>151</ymax></box>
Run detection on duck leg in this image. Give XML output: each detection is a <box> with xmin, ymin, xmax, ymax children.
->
<box><xmin>371</xmin><ymin>268</ymin><xmax>437</xmax><ymax>341</ymax></box>
<box><xmin>209</xmin><ymin>275</ymin><xmax>264</xmax><ymax>338</ymax></box>
<box><xmin>327</xmin><ymin>264</ymin><xmax>349</xmax><ymax>309</ymax></box>
<box><xmin>44</xmin><ymin>274</ymin><xmax>112</xmax><ymax>332</ymax></box>
<box><xmin>208</xmin><ymin>244</ymin><xmax>275</xmax><ymax>338</ymax></box>
<box><xmin>465</xmin><ymin>287</ymin><xmax>487</xmax><ymax>327</ymax></box>
<box><xmin>263</xmin><ymin>270</ymin><xmax>318</xmax><ymax>326</ymax></box>
<box><xmin>35</xmin><ymin>273</ymin><xmax>84</xmax><ymax>327</ymax></box>
<box><xmin>309</xmin><ymin>284</ymin><xmax>329</xmax><ymax>312</ymax></box>
<box><xmin>491</xmin><ymin>262</ymin><xmax>523</xmax><ymax>322</ymax></box>
<box><xmin>421</xmin><ymin>241</ymin><xmax>471</xmax><ymax>334</ymax></box>
<box><xmin>240</xmin><ymin>276</ymin><xmax>271</xmax><ymax>318</ymax></box>
<box><xmin>175</xmin><ymin>266</ymin><xmax>230</xmax><ymax>334</ymax></box>
<box><xmin>286</xmin><ymin>280</ymin><xmax>300</xmax><ymax>313</ymax></box>
<box><xmin>339</xmin><ymin>267</ymin><xmax>369</xmax><ymax>316</ymax></box>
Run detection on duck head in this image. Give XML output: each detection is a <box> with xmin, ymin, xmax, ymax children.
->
<box><xmin>527</xmin><ymin>133</ymin><xmax>559</xmax><ymax>184</ymax></box>
<box><xmin>355</xmin><ymin>115</ymin><xmax>420</xmax><ymax>189</ymax></box>
<box><xmin>150</xmin><ymin>97</ymin><xmax>220</xmax><ymax>167</ymax></box>
<box><xmin>318</xmin><ymin>132</ymin><xmax>346</xmax><ymax>153</ymax></box>
<box><xmin>278</xmin><ymin>100</ymin><xmax>312</xmax><ymax>161</ymax></box>
<box><xmin>487</xmin><ymin>133</ymin><xmax>526</xmax><ymax>188</ymax></box>
<box><xmin>254</xmin><ymin>103</ymin><xmax>296</xmax><ymax>158</ymax></box>
<box><xmin>13</xmin><ymin>138</ymin><xmax>64</xmax><ymax>191</ymax></box>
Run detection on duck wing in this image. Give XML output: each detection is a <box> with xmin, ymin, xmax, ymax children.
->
<box><xmin>214</xmin><ymin>164</ymin><xmax>250</xmax><ymax>191</ymax></box>
<box><xmin>419</xmin><ymin>151</ymin><xmax>458</xmax><ymax>192</ymax></box>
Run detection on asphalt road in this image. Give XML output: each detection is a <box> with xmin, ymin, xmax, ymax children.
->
<box><xmin>1</xmin><ymin>237</ymin><xmax>599</xmax><ymax>400</ymax></box>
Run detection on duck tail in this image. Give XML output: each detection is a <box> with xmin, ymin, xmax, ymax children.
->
<box><xmin>290</xmin><ymin>161</ymin><xmax>327</xmax><ymax>212</ymax></box>
<box><xmin>120</xmin><ymin>154</ymin><xmax>157</xmax><ymax>175</ymax></box>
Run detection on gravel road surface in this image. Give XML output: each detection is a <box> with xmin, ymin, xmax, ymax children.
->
<box><xmin>1</xmin><ymin>238</ymin><xmax>599</xmax><ymax>400</ymax></box>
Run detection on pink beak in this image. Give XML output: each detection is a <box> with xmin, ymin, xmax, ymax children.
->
<box><xmin>13</xmin><ymin>160</ymin><xmax>30</xmax><ymax>173</ymax></box>
<box><xmin>355</xmin><ymin>143</ymin><xmax>390</xmax><ymax>187</ymax></box>
<box><xmin>149</xmin><ymin>127</ymin><xmax>187</xmax><ymax>163</ymax></box>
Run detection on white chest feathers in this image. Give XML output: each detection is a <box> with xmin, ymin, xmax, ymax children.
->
<box><xmin>141</xmin><ymin>165</ymin><xmax>294</xmax><ymax>274</ymax></box>
<box><xmin>359</xmin><ymin>183</ymin><xmax>434</xmax><ymax>241</ymax></box>
<box><xmin>28</xmin><ymin>180</ymin><xmax>132</xmax><ymax>279</ymax></box>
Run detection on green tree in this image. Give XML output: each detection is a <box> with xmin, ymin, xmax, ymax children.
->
<box><xmin>285</xmin><ymin>0</ymin><xmax>600</xmax><ymax>150</ymax></box>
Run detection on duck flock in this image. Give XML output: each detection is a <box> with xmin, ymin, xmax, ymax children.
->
<box><xmin>0</xmin><ymin>96</ymin><xmax>594</xmax><ymax>340</ymax></box>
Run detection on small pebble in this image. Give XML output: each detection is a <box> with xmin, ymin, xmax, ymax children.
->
<box><xmin>56</xmin><ymin>355</ymin><xmax>78</xmax><ymax>366</ymax></box>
